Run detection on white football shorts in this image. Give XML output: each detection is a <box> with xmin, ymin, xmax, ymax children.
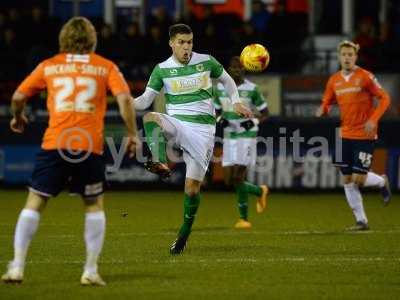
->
<box><xmin>222</xmin><ymin>137</ymin><xmax>257</xmax><ymax>167</ymax></box>
<box><xmin>157</xmin><ymin>113</ymin><xmax>215</xmax><ymax>181</ymax></box>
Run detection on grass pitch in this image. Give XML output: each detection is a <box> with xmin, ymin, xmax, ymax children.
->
<box><xmin>0</xmin><ymin>190</ymin><xmax>399</xmax><ymax>299</ymax></box>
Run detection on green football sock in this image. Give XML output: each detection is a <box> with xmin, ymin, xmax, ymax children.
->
<box><xmin>178</xmin><ymin>194</ymin><xmax>201</xmax><ymax>237</ymax></box>
<box><xmin>243</xmin><ymin>181</ymin><xmax>262</xmax><ymax>197</ymax></box>
<box><xmin>143</xmin><ymin>121</ymin><xmax>167</xmax><ymax>163</ymax></box>
<box><xmin>235</xmin><ymin>183</ymin><xmax>249</xmax><ymax>220</ymax></box>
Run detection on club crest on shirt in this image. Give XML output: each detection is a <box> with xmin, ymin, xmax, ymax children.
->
<box><xmin>170</xmin><ymin>69</ymin><xmax>178</xmax><ymax>75</ymax></box>
<box><xmin>196</xmin><ymin>64</ymin><xmax>204</xmax><ymax>72</ymax></box>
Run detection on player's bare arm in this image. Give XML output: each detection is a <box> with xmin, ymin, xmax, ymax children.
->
<box><xmin>116</xmin><ymin>93</ymin><xmax>140</xmax><ymax>157</ymax></box>
<box><xmin>315</xmin><ymin>105</ymin><xmax>327</xmax><ymax>117</ymax></box>
<box><xmin>10</xmin><ymin>91</ymin><xmax>29</xmax><ymax>133</ymax></box>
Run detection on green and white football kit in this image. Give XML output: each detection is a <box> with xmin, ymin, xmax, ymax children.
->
<box><xmin>214</xmin><ymin>79</ymin><xmax>267</xmax><ymax>167</ymax></box>
<box><xmin>134</xmin><ymin>52</ymin><xmax>241</xmax><ymax>181</ymax></box>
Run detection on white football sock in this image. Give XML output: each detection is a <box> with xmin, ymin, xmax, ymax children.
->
<box><xmin>363</xmin><ymin>172</ymin><xmax>385</xmax><ymax>188</ymax></box>
<box><xmin>84</xmin><ymin>211</ymin><xmax>105</xmax><ymax>274</ymax></box>
<box><xmin>13</xmin><ymin>209</ymin><xmax>40</xmax><ymax>267</ymax></box>
<box><xmin>343</xmin><ymin>183</ymin><xmax>368</xmax><ymax>223</ymax></box>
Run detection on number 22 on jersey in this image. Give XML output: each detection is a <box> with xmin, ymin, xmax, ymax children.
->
<box><xmin>53</xmin><ymin>76</ymin><xmax>97</xmax><ymax>113</ymax></box>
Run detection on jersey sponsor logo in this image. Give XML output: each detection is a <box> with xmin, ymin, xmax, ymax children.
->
<box><xmin>335</xmin><ymin>86</ymin><xmax>362</xmax><ymax>96</ymax></box>
<box><xmin>170</xmin><ymin>74</ymin><xmax>209</xmax><ymax>94</ymax></box>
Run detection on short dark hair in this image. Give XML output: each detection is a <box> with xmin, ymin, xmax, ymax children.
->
<box><xmin>169</xmin><ymin>23</ymin><xmax>192</xmax><ymax>39</ymax></box>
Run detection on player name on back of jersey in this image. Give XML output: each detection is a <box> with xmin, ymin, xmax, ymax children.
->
<box><xmin>44</xmin><ymin>64</ymin><xmax>108</xmax><ymax>77</ymax></box>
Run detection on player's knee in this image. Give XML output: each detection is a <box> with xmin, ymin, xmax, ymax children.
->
<box><xmin>143</xmin><ymin>112</ymin><xmax>160</xmax><ymax>124</ymax></box>
<box><xmin>342</xmin><ymin>174</ymin><xmax>353</xmax><ymax>184</ymax></box>
<box><xmin>83</xmin><ymin>195</ymin><xmax>104</xmax><ymax>212</ymax></box>
<box><xmin>25</xmin><ymin>191</ymin><xmax>48</xmax><ymax>212</ymax></box>
<box><xmin>185</xmin><ymin>181</ymin><xmax>201</xmax><ymax>196</ymax></box>
<box><xmin>352</xmin><ymin>174</ymin><xmax>366</xmax><ymax>186</ymax></box>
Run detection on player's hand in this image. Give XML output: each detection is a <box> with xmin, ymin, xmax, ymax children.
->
<box><xmin>315</xmin><ymin>106</ymin><xmax>326</xmax><ymax>117</ymax></box>
<box><xmin>216</xmin><ymin>115</ymin><xmax>229</xmax><ymax>128</ymax></box>
<box><xmin>10</xmin><ymin>115</ymin><xmax>28</xmax><ymax>133</ymax></box>
<box><xmin>126</xmin><ymin>135</ymin><xmax>141</xmax><ymax>158</ymax></box>
<box><xmin>240</xmin><ymin>120</ymin><xmax>255</xmax><ymax>131</ymax></box>
<box><xmin>234</xmin><ymin>103</ymin><xmax>253</xmax><ymax>118</ymax></box>
<box><xmin>364</xmin><ymin>120</ymin><xmax>376</xmax><ymax>136</ymax></box>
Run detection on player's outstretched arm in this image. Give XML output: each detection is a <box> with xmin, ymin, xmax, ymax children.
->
<box><xmin>117</xmin><ymin>93</ymin><xmax>139</xmax><ymax>158</ymax></box>
<box><xmin>217</xmin><ymin>70</ymin><xmax>253</xmax><ymax>118</ymax></box>
<box><xmin>132</xmin><ymin>88</ymin><xmax>158</xmax><ymax>111</ymax></box>
<box><xmin>10</xmin><ymin>91</ymin><xmax>29</xmax><ymax>133</ymax></box>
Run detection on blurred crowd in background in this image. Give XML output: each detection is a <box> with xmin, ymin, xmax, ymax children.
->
<box><xmin>0</xmin><ymin>0</ymin><xmax>400</xmax><ymax>87</ymax></box>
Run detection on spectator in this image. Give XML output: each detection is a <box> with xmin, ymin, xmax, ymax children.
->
<box><xmin>147</xmin><ymin>5</ymin><xmax>172</xmax><ymax>42</ymax></box>
<box><xmin>0</xmin><ymin>28</ymin><xmax>24</xmax><ymax>79</ymax></box>
<box><xmin>250</xmin><ymin>0</ymin><xmax>271</xmax><ymax>35</ymax></box>
<box><xmin>145</xmin><ymin>25</ymin><xmax>170</xmax><ymax>64</ymax></box>
<box><xmin>120</xmin><ymin>22</ymin><xmax>147</xmax><ymax>72</ymax></box>
<box><xmin>354</xmin><ymin>17</ymin><xmax>378</xmax><ymax>69</ymax></box>
<box><xmin>97</xmin><ymin>24</ymin><xmax>121</xmax><ymax>62</ymax></box>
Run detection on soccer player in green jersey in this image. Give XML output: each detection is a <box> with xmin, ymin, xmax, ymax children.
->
<box><xmin>214</xmin><ymin>56</ymin><xmax>269</xmax><ymax>229</ymax></box>
<box><xmin>133</xmin><ymin>24</ymin><xmax>252</xmax><ymax>254</ymax></box>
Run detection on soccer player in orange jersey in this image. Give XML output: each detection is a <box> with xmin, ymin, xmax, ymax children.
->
<box><xmin>1</xmin><ymin>17</ymin><xmax>138</xmax><ymax>286</ymax></box>
<box><xmin>316</xmin><ymin>40</ymin><xmax>391</xmax><ymax>231</ymax></box>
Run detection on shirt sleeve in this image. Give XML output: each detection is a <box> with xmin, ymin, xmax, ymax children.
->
<box><xmin>365</xmin><ymin>72</ymin><xmax>391</xmax><ymax>123</ymax></box>
<box><xmin>217</xmin><ymin>70</ymin><xmax>240</xmax><ymax>104</ymax></box>
<box><xmin>107</xmin><ymin>63</ymin><xmax>130</xmax><ymax>96</ymax></box>
<box><xmin>17</xmin><ymin>63</ymin><xmax>46</xmax><ymax>97</ymax></box>
<box><xmin>252</xmin><ymin>86</ymin><xmax>268</xmax><ymax>111</ymax></box>
<box><xmin>320</xmin><ymin>77</ymin><xmax>336</xmax><ymax>114</ymax></box>
<box><xmin>212</xmin><ymin>86</ymin><xmax>222</xmax><ymax>109</ymax></box>
<box><xmin>209</xmin><ymin>56</ymin><xmax>224</xmax><ymax>78</ymax></box>
<box><xmin>147</xmin><ymin>65</ymin><xmax>164</xmax><ymax>92</ymax></box>
<box><xmin>133</xmin><ymin>88</ymin><xmax>158</xmax><ymax>110</ymax></box>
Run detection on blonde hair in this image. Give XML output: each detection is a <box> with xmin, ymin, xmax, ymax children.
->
<box><xmin>59</xmin><ymin>17</ymin><xmax>97</xmax><ymax>54</ymax></box>
<box><xmin>337</xmin><ymin>40</ymin><xmax>360</xmax><ymax>54</ymax></box>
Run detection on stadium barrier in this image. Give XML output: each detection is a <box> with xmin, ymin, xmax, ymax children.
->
<box><xmin>1</xmin><ymin>118</ymin><xmax>400</xmax><ymax>191</ymax></box>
